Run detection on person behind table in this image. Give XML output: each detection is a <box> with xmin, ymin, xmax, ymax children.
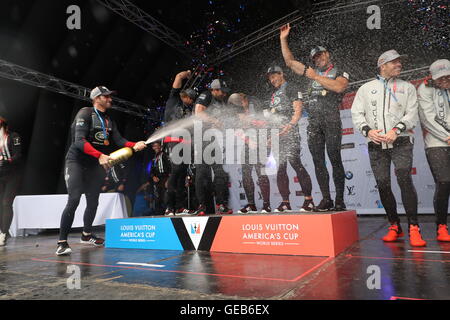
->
<box><xmin>0</xmin><ymin>117</ymin><xmax>22</xmax><ymax>247</ymax></box>
<box><xmin>417</xmin><ymin>59</ymin><xmax>450</xmax><ymax>242</ymax></box>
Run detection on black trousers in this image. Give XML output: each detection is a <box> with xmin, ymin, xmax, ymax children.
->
<box><xmin>426</xmin><ymin>147</ymin><xmax>450</xmax><ymax>226</ymax></box>
<box><xmin>368</xmin><ymin>137</ymin><xmax>418</xmax><ymax>225</ymax></box>
<box><xmin>166</xmin><ymin>163</ymin><xmax>187</xmax><ymax>210</ymax></box>
<box><xmin>276</xmin><ymin>130</ymin><xmax>312</xmax><ymax>201</ymax></box>
<box><xmin>0</xmin><ymin>169</ymin><xmax>21</xmax><ymax>235</ymax></box>
<box><xmin>307</xmin><ymin>120</ymin><xmax>345</xmax><ymax>201</ymax></box>
<box><xmin>59</xmin><ymin>160</ymin><xmax>106</xmax><ymax>241</ymax></box>
<box><xmin>195</xmin><ymin>163</ymin><xmax>229</xmax><ymax>209</ymax></box>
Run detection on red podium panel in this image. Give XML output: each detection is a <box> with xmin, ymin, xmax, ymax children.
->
<box><xmin>210</xmin><ymin>211</ymin><xmax>358</xmax><ymax>257</ymax></box>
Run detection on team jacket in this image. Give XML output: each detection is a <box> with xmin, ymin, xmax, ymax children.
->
<box><xmin>67</xmin><ymin>107</ymin><xmax>136</xmax><ymax>163</ymax></box>
<box><xmin>417</xmin><ymin>82</ymin><xmax>450</xmax><ymax>149</ymax></box>
<box><xmin>0</xmin><ymin>131</ymin><xmax>22</xmax><ymax>175</ymax></box>
<box><xmin>351</xmin><ymin>76</ymin><xmax>419</xmax><ymax>149</ymax></box>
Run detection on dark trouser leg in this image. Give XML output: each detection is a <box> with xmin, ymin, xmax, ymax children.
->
<box><xmin>59</xmin><ymin>161</ymin><xmax>84</xmax><ymax>241</ymax></box>
<box><xmin>242</xmin><ymin>164</ymin><xmax>256</xmax><ymax>204</ymax></box>
<box><xmin>369</xmin><ymin>146</ymin><xmax>400</xmax><ymax>225</ymax></box>
<box><xmin>391</xmin><ymin>140</ymin><xmax>418</xmax><ymax>225</ymax></box>
<box><xmin>276</xmin><ymin>160</ymin><xmax>290</xmax><ymax>201</ymax></box>
<box><xmin>254</xmin><ymin>164</ymin><xmax>270</xmax><ymax>204</ymax></box>
<box><xmin>82</xmin><ymin>164</ymin><xmax>107</xmax><ymax>234</ymax></box>
<box><xmin>426</xmin><ymin>147</ymin><xmax>450</xmax><ymax>226</ymax></box>
<box><xmin>0</xmin><ymin>171</ymin><xmax>21</xmax><ymax>235</ymax></box>
<box><xmin>325</xmin><ymin>122</ymin><xmax>346</xmax><ymax>202</ymax></box>
<box><xmin>195</xmin><ymin>163</ymin><xmax>212</xmax><ymax>205</ymax></box>
<box><xmin>212</xmin><ymin>164</ymin><xmax>229</xmax><ymax>205</ymax></box>
<box><xmin>286</xmin><ymin>136</ymin><xmax>312</xmax><ymax>198</ymax></box>
<box><xmin>167</xmin><ymin>163</ymin><xmax>187</xmax><ymax>209</ymax></box>
<box><xmin>308</xmin><ymin>123</ymin><xmax>330</xmax><ymax>200</ymax></box>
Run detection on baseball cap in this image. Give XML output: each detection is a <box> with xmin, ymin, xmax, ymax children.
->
<box><xmin>210</xmin><ymin>79</ymin><xmax>231</xmax><ymax>93</ymax></box>
<box><xmin>181</xmin><ymin>88</ymin><xmax>198</xmax><ymax>100</ymax></box>
<box><xmin>429</xmin><ymin>59</ymin><xmax>450</xmax><ymax>80</ymax></box>
<box><xmin>90</xmin><ymin>86</ymin><xmax>116</xmax><ymax>100</ymax></box>
<box><xmin>310</xmin><ymin>46</ymin><xmax>327</xmax><ymax>59</ymax></box>
<box><xmin>228</xmin><ymin>93</ymin><xmax>245</xmax><ymax>107</ymax></box>
<box><xmin>377</xmin><ymin>50</ymin><xmax>407</xmax><ymax>68</ymax></box>
<box><xmin>267</xmin><ymin>66</ymin><xmax>283</xmax><ymax>74</ymax></box>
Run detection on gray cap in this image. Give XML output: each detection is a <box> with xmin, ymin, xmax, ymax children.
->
<box><xmin>228</xmin><ymin>93</ymin><xmax>245</xmax><ymax>107</ymax></box>
<box><xmin>210</xmin><ymin>79</ymin><xmax>230</xmax><ymax>93</ymax></box>
<box><xmin>430</xmin><ymin>59</ymin><xmax>450</xmax><ymax>80</ymax></box>
<box><xmin>310</xmin><ymin>46</ymin><xmax>327</xmax><ymax>59</ymax></box>
<box><xmin>90</xmin><ymin>86</ymin><xmax>116</xmax><ymax>100</ymax></box>
<box><xmin>267</xmin><ymin>66</ymin><xmax>283</xmax><ymax>74</ymax></box>
<box><xmin>377</xmin><ymin>49</ymin><xmax>407</xmax><ymax>68</ymax></box>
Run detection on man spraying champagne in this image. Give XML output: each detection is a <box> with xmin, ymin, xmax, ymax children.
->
<box><xmin>56</xmin><ymin>86</ymin><xmax>146</xmax><ymax>256</ymax></box>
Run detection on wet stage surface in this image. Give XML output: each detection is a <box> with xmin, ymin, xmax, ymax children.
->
<box><xmin>1</xmin><ymin>216</ymin><xmax>449</xmax><ymax>300</ymax></box>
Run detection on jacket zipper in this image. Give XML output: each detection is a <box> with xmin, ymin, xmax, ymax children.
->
<box><xmin>382</xmin><ymin>79</ymin><xmax>388</xmax><ymax>148</ymax></box>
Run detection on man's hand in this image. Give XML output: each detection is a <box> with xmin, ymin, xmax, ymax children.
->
<box><xmin>117</xmin><ymin>184</ymin><xmax>125</xmax><ymax>192</ymax></box>
<box><xmin>305</xmin><ymin>67</ymin><xmax>318</xmax><ymax>80</ymax></box>
<box><xmin>446</xmin><ymin>136</ymin><xmax>450</xmax><ymax>146</ymax></box>
<box><xmin>279</xmin><ymin>123</ymin><xmax>293</xmax><ymax>136</ymax></box>
<box><xmin>152</xmin><ymin>176</ymin><xmax>160</xmax><ymax>183</ymax></box>
<box><xmin>280</xmin><ymin>23</ymin><xmax>291</xmax><ymax>40</ymax></box>
<box><xmin>133</xmin><ymin>141</ymin><xmax>147</xmax><ymax>152</ymax></box>
<box><xmin>99</xmin><ymin>154</ymin><xmax>113</xmax><ymax>170</ymax></box>
<box><xmin>368</xmin><ymin>129</ymin><xmax>385</xmax><ymax>145</ymax></box>
<box><xmin>382</xmin><ymin>129</ymin><xmax>399</xmax><ymax>144</ymax></box>
<box><xmin>177</xmin><ymin>70</ymin><xmax>192</xmax><ymax>80</ymax></box>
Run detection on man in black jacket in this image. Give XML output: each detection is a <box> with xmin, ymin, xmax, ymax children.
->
<box><xmin>56</xmin><ymin>86</ymin><xmax>147</xmax><ymax>256</ymax></box>
<box><xmin>0</xmin><ymin>117</ymin><xmax>22</xmax><ymax>247</ymax></box>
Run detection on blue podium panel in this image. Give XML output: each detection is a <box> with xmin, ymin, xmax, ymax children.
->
<box><xmin>106</xmin><ymin>218</ymin><xmax>183</xmax><ymax>250</ymax></box>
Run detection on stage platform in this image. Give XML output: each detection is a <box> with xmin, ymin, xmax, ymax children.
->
<box><xmin>105</xmin><ymin>211</ymin><xmax>359</xmax><ymax>257</ymax></box>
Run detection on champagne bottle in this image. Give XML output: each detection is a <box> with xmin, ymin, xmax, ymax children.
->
<box><xmin>109</xmin><ymin>147</ymin><xmax>134</xmax><ymax>166</ymax></box>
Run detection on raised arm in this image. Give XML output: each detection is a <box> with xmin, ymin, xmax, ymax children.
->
<box><xmin>280</xmin><ymin>24</ymin><xmax>307</xmax><ymax>76</ymax></box>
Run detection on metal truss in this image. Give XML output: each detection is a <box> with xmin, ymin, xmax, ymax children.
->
<box><xmin>209</xmin><ymin>0</ymin><xmax>404</xmax><ymax>66</ymax></box>
<box><xmin>96</xmin><ymin>0</ymin><xmax>194</xmax><ymax>58</ymax></box>
<box><xmin>0</xmin><ymin>59</ymin><xmax>159</xmax><ymax>119</ymax></box>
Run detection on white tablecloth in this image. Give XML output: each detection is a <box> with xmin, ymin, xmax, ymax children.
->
<box><xmin>10</xmin><ymin>193</ymin><xmax>128</xmax><ymax>237</ymax></box>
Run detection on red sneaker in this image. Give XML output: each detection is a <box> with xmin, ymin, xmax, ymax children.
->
<box><xmin>382</xmin><ymin>224</ymin><xmax>404</xmax><ymax>242</ymax></box>
<box><xmin>409</xmin><ymin>225</ymin><xmax>427</xmax><ymax>247</ymax></box>
<box><xmin>437</xmin><ymin>224</ymin><xmax>450</xmax><ymax>242</ymax></box>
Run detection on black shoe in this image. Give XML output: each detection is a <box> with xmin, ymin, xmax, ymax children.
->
<box><xmin>80</xmin><ymin>234</ymin><xmax>104</xmax><ymax>246</ymax></box>
<box><xmin>316</xmin><ymin>199</ymin><xmax>334</xmax><ymax>212</ymax></box>
<box><xmin>216</xmin><ymin>204</ymin><xmax>233</xmax><ymax>215</ymax></box>
<box><xmin>333</xmin><ymin>200</ymin><xmax>347</xmax><ymax>211</ymax></box>
<box><xmin>300</xmin><ymin>199</ymin><xmax>315</xmax><ymax>212</ymax></box>
<box><xmin>56</xmin><ymin>242</ymin><xmax>72</xmax><ymax>256</ymax></box>
<box><xmin>237</xmin><ymin>204</ymin><xmax>258</xmax><ymax>214</ymax></box>
<box><xmin>274</xmin><ymin>202</ymin><xmax>292</xmax><ymax>213</ymax></box>
<box><xmin>194</xmin><ymin>204</ymin><xmax>207</xmax><ymax>216</ymax></box>
<box><xmin>261</xmin><ymin>203</ymin><xmax>272</xmax><ymax>213</ymax></box>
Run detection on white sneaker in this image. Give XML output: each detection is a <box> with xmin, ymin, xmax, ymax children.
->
<box><xmin>0</xmin><ymin>233</ymin><xmax>6</xmax><ymax>246</ymax></box>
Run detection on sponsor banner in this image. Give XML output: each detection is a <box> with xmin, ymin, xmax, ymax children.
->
<box><xmin>210</xmin><ymin>213</ymin><xmax>358</xmax><ymax>257</ymax></box>
<box><xmin>105</xmin><ymin>218</ymin><xmax>183</xmax><ymax>250</ymax></box>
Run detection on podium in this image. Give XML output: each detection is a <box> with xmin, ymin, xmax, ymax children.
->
<box><xmin>106</xmin><ymin>211</ymin><xmax>359</xmax><ymax>257</ymax></box>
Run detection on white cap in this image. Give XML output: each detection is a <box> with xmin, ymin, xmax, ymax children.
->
<box><xmin>377</xmin><ymin>49</ymin><xmax>407</xmax><ymax>68</ymax></box>
<box><xmin>90</xmin><ymin>86</ymin><xmax>116</xmax><ymax>100</ymax></box>
<box><xmin>429</xmin><ymin>59</ymin><xmax>450</xmax><ymax>80</ymax></box>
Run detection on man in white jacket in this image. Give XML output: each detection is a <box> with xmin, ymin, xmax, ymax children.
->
<box><xmin>351</xmin><ymin>49</ymin><xmax>426</xmax><ymax>247</ymax></box>
<box><xmin>417</xmin><ymin>59</ymin><xmax>450</xmax><ymax>242</ymax></box>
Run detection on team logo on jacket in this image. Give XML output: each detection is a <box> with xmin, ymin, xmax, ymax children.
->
<box><xmin>95</xmin><ymin>132</ymin><xmax>107</xmax><ymax>141</ymax></box>
<box><xmin>371</xmin><ymin>90</ymin><xmax>378</xmax><ymax>94</ymax></box>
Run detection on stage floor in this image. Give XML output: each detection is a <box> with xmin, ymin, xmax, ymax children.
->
<box><xmin>1</xmin><ymin>215</ymin><xmax>449</xmax><ymax>300</ymax></box>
